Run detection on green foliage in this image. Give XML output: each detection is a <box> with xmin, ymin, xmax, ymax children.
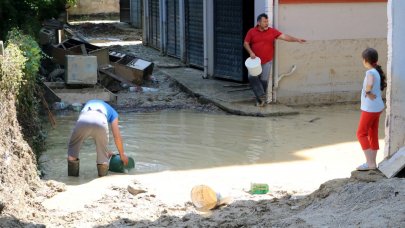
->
<box><xmin>7</xmin><ymin>29</ymin><xmax>42</xmax><ymax>86</ymax></box>
<box><xmin>0</xmin><ymin>43</ymin><xmax>26</xmax><ymax>95</ymax></box>
<box><xmin>67</xmin><ymin>0</ymin><xmax>78</xmax><ymax>6</ymax></box>
<box><xmin>4</xmin><ymin>28</ymin><xmax>47</xmax><ymax>159</ymax></box>
<box><xmin>0</xmin><ymin>0</ymin><xmax>72</xmax><ymax>40</ymax></box>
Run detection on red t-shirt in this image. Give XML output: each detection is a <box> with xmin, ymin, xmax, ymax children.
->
<box><xmin>244</xmin><ymin>26</ymin><xmax>282</xmax><ymax>64</ymax></box>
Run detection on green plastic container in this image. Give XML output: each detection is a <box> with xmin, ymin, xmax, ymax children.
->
<box><xmin>250</xmin><ymin>183</ymin><xmax>269</xmax><ymax>194</ymax></box>
<box><xmin>109</xmin><ymin>154</ymin><xmax>135</xmax><ymax>173</ymax></box>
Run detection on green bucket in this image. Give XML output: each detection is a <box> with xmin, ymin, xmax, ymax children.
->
<box><xmin>109</xmin><ymin>154</ymin><xmax>135</xmax><ymax>173</ymax></box>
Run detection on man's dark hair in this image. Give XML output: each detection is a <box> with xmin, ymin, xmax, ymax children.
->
<box><xmin>257</xmin><ymin>13</ymin><xmax>268</xmax><ymax>22</ymax></box>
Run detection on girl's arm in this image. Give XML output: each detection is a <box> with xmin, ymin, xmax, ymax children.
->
<box><xmin>365</xmin><ymin>74</ymin><xmax>376</xmax><ymax>100</ymax></box>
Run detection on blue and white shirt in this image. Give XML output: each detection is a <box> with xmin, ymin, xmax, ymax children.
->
<box><xmin>81</xmin><ymin>100</ymin><xmax>118</xmax><ymax>123</ymax></box>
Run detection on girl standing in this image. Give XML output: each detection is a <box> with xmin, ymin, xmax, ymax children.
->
<box><xmin>356</xmin><ymin>48</ymin><xmax>387</xmax><ymax>171</ymax></box>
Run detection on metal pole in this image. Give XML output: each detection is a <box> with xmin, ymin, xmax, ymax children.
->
<box><xmin>273</xmin><ymin>0</ymin><xmax>279</xmax><ymax>103</ymax></box>
<box><xmin>160</xmin><ymin>0</ymin><xmax>167</xmax><ymax>54</ymax></box>
<box><xmin>143</xmin><ymin>0</ymin><xmax>149</xmax><ymax>46</ymax></box>
<box><xmin>205</xmin><ymin>0</ymin><xmax>214</xmax><ymax>78</ymax></box>
<box><xmin>179</xmin><ymin>0</ymin><xmax>186</xmax><ymax>62</ymax></box>
<box><xmin>203</xmin><ymin>0</ymin><xmax>208</xmax><ymax>78</ymax></box>
<box><xmin>0</xmin><ymin>41</ymin><xmax>3</xmax><ymax>56</ymax></box>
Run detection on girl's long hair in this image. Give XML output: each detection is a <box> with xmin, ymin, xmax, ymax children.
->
<box><xmin>362</xmin><ymin>48</ymin><xmax>387</xmax><ymax>91</ymax></box>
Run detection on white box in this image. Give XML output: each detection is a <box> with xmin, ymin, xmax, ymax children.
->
<box><xmin>65</xmin><ymin>55</ymin><xmax>97</xmax><ymax>85</ymax></box>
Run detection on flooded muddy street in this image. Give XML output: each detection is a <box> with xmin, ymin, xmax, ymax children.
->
<box><xmin>35</xmin><ymin>103</ymin><xmax>399</xmax><ymax>228</ymax></box>
<box><xmin>41</xmin><ymin>104</ymin><xmax>385</xmax><ymax>186</ymax></box>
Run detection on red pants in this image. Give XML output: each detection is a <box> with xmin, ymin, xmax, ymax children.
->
<box><xmin>356</xmin><ymin>111</ymin><xmax>381</xmax><ymax>150</ymax></box>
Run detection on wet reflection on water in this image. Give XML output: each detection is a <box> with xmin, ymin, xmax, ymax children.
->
<box><xmin>41</xmin><ymin>104</ymin><xmax>385</xmax><ymax>184</ymax></box>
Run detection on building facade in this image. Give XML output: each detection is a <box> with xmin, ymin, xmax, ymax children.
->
<box><xmin>141</xmin><ymin>0</ymin><xmax>388</xmax><ymax>105</ymax></box>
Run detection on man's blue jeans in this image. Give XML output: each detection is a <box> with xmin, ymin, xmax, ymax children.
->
<box><xmin>248</xmin><ymin>61</ymin><xmax>272</xmax><ymax>102</ymax></box>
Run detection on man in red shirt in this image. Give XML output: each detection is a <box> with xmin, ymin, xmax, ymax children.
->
<box><xmin>244</xmin><ymin>13</ymin><xmax>306</xmax><ymax>106</ymax></box>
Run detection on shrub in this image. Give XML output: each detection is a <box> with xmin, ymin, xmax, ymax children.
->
<box><xmin>5</xmin><ymin>28</ymin><xmax>46</xmax><ymax>158</ymax></box>
<box><xmin>0</xmin><ymin>43</ymin><xmax>26</xmax><ymax>95</ymax></box>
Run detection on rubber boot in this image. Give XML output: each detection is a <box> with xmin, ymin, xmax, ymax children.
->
<box><xmin>97</xmin><ymin>164</ymin><xmax>109</xmax><ymax>177</ymax></box>
<box><xmin>68</xmin><ymin>159</ymin><xmax>80</xmax><ymax>177</ymax></box>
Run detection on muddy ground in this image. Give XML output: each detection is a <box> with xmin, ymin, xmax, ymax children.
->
<box><xmin>0</xmin><ymin>21</ymin><xmax>404</xmax><ymax>227</ymax></box>
<box><xmin>70</xmin><ymin>22</ymin><xmax>220</xmax><ymax>114</ymax></box>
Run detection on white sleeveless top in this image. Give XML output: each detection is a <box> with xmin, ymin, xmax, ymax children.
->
<box><xmin>360</xmin><ymin>68</ymin><xmax>385</xmax><ymax>112</ymax></box>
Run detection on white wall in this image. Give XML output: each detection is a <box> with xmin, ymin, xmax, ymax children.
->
<box><xmin>385</xmin><ymin>0</ymin><xmax>405</xmax><ymax>158</ymax></box>
<box><xmin>278</xmin><ymin>3</ymin><xmax>387</xmax><ymax>40</ymax></box>
<box><xmin>274</xmin><ymin>2</ymin><xmax>387</xmax><ymax>104</ymax></box>
<box><xmin>67</xmin><ymin>0</ymin><xmax>119</xmax><ymax>16</ymax></box>
<box><xmin>255</xmin><ymin>0</ymin><xmax>273</xmax><ymax>27</ymax></box>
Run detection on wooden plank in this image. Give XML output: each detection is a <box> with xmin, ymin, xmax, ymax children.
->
<box><xmin>99</xmin><ymin>68</ymin><xmax>137</xmax><ymax>87</ymax></box>
<box><xmin>378</xmin><ymin>147</ymin><xmax>405</xmax><ymax>178</ymax></box>
<box><xmin>80</xmin><ymin>44</ymin><xmax>88</xmax><ymax>55</ymax></box>
<box><xmin>42</xmin><ymin>82</ymin><xmax>62</xmax><ymax>104</ymax></box>
<box><xmin>44</xmin><ymin>81</ymin><xmax>66</xmax><ymax>89</ymax></box>
<box><xmin>227</xmin><ymin>88</ymin><xmax>252</xmax><ymax>93</ymax></box>
<box><xmin>89</xmin><ymin>48</ymin><xmax>109</xmax><ymax>66</ymax></box>
<box><xmin>53</xmin><ymin>88</ymin><xmax>117</xmax><ymax>104</ymax></box>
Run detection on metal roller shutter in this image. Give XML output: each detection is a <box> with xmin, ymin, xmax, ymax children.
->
<box><xmin>213</xmin><ymin>0</ymin><xmax>244</xmax><ymax>81</ymax></box>
<box><xmin>185</xmin><ymin>0</ymin><xmax>203</xmax><ymax>68</ymax></box>
<box><xmin>166</xmin><ymin>0</ymin><xmax>181</xmax><ymax>58</ymax></box>
<box><xmin>149</xmin><ymin>0</ymin><xmax>161</xmax><ymax>49</ymax></box>
<box><xmin>120</xmin><ymin>0</ymin><xmax>131</xmax><ymax>23</ymax></box>
<box><xmin>130</xmin><ymin>0</ymin><xmax>142</xmax><ymax>28</ymax></box>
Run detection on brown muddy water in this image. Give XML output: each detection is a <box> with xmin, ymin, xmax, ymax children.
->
<box><xmin>40</xmin><ymin>104</ymin><xmax>385</xmax><ymax>185</ymax></box>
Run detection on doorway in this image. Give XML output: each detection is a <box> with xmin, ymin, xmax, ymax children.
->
<box><xmin>213</xmin><ymin>0</ymin><xmax>254</xmax><ymax>82</ymax></box>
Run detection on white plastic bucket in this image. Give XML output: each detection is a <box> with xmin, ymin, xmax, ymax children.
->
<box><xmin>245</xmin><ymin>57</ymin><xmax>262</xmax><ymax>76</ymax></box>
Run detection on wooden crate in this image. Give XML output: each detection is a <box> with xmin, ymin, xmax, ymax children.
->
<box><xmin>111</xmin><ymin>55</ymin><xmax>154</xmax><ymax>85</ymax></box>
